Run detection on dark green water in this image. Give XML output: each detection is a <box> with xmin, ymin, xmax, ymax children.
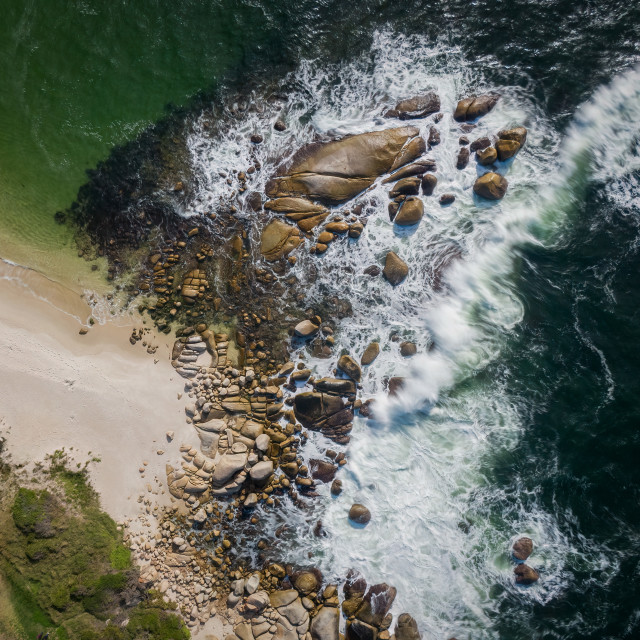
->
<box><xmin>2</xmin><ymin>1</ymin><xmax>640</xmax><ymax>638</ymax></box>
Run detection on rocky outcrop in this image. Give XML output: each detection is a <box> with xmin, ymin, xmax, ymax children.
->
<box><xmin>454</xmin><ymin>94</ymin><xmax>499</xmax><ymax>122</ymax></box>
<box><xmin>265</xmin><ymin>197</ymin><xmax>331</xmax><ymax>232</ymax></box>
<box><xmin>293</xmin><ymin>376</ymin><xmax>355</xmax><ymax>444</ymax></box>
<box><xmin>473</xmin><ymin>172</ymin><xmax>508</xmax><ymax>200</ymax></box>
<box><xmin>385</xmin><ymin>93</ymin><xmax>440</xmax><ymax>119</ymax></box>
<box><xmin>266</xmin><ymin>127</ymin><xmax>424</xmax><ymax>205</ymax></box>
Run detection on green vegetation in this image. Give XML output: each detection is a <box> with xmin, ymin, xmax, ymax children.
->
<box><xmin>0</xmin><ymin>452</ymin><xmax>189</xmax><ymax>639</ymax></box>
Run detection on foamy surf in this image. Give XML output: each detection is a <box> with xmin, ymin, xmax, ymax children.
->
<box><xmin>182</xmin><ymin>33</ymin><xmax>640</xmax><ymax>639</ymax></box>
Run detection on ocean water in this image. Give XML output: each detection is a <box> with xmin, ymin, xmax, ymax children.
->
<box><xmin>3</xmin><ymin>2</ymin><xmax>640</xmax><ymax>639</ymax></box>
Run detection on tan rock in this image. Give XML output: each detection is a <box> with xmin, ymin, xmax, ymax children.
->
<box><xmin>495</xmin><ymin>138</ymin><xmax>520</xmax><ymax>161</ymax></box>
<box><xmin>476</xmin><ymin>147</ymin><xmax>497</xmax><ymax>166</ymax></box>
<box><xmin>265</xmin><ymin>197</ymin><xmax>329</xmax><ymax>214</ymax></box>
<box><xmin>318</xmin><ymin>231</ymin><xmax>335</xmax><ymax>244</ymax></box>
<box><xmin>337</xmin><ymin>354</ymin><xmax>362</xmax><ymax>382</ymax></box>
<box><xmin>473</xmin><ymin>172</ymin><xmax>508</xmax><ymax>200</ymax></box>
<box><xmin>454</xmin><ymin>94</ymin><xmax>499</xmax><ymax>122</ymax></box>
<box><xmin>360</xmin><ymin>342</ymin><xmax>380</xmax><ymax>365</ymax></box>
<box><xmin>266</xmin><ymin>127</ymin><xmax>423</xmax><ymax>204</ymax></box>
<box><xmin>383</xmin><ymin>252</ymin><xmax>408</xmax><ymax>285</ymax></box>
<box><xmin>385</xmin><ymin>92</ymin><xmax>440</xmax><ymax>119</ymax></box>
<box><xmin>260</xmin><ymin>220</ymin><xmax>302</xmax><ymax>261</ymax></box>
<box><xmin>394</xmin><ymin>197</ymin><xmax>424</xmax><ymax>226</ymax></box>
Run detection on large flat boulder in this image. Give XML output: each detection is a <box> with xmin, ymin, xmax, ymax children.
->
<box><xmin>266</xmin><ymin>127</ymin><xmax>424</xmax><ymax>204</ymax></box>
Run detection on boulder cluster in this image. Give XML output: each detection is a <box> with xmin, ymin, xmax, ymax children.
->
<box><xmin>259</xmin><ymin>92</ymin><xmax>527</xmax><ymax>289</ymax></box>
<box><xmin>110</xmin><ymin>88</ymin><xmax>536</xmax><ymax>638</ymax></box>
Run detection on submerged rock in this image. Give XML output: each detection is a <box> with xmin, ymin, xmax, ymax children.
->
<box><xmin>266</xmin><ymin>127</ymin><xmax>424</xmax><ymax>204</ymax></box>
<box><xmin>473</xmin><ymin>172</ymin><xmax>508</xmax><ymax>200</ymax></box>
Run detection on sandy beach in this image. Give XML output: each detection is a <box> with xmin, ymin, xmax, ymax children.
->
<box><xmin>0</xmin><ymin>259</ymin><xmax>193</xmax><ymax>524</ymax></box>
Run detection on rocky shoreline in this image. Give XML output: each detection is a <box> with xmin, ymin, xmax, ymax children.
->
<box><xmin>67</xmin><ymin>87</ymin><xmax>533</xmax><ymax>639</ymax></box>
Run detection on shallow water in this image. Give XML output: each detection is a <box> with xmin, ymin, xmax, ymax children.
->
<box><xmin>3</xmin><ymin>2</ymin><xmax>640</xmax><ymax>638</ymax></box>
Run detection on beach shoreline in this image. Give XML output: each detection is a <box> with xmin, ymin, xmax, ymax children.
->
<box><xmin>0</xmin><ymin>258</ymin><xmax>192</xmax><ymax>525</ymax></box>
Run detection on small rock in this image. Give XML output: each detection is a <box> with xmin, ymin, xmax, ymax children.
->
<box><xmin>473</xmin><ymin>172</ymin><xmax>508</xmax><ymax>200</ymax></box>
<box><xmin>348</xmin><ymin>222</ymin><xmax>364</xmax><ymax>238</ymax></box>
<box><xmin>295</xmin><ymin>320</ymin><xmax>320</xmax><ymax>338</ymax></box>
<box><xmin>400</xmin><ymin>342</ymin><xmax>417</xmax><ymax>357</ymax></box>
<box><xmin>476</xmin><ymin>147</ymin><xmax>497</xmax><ymax>166</ymax></box>
<box><xmin>330</xmin><ymin>479</ymin><xmax>343</xmax><ymax>496</ymax></box>
<box><xmin>514</xmin><ymin>564</ymin><xmax>539</xmax><ymax>585</ymax></box>
<box><xmin>274</xmin><ymin>120</ymin><xmax>287</xmax><ymax>131</ymax></box>
<box><xmin>427</xmin><ymin>126</ymin><xmax>440</xmax><ymax>147</ymax></box>
<box><xmin>421</xmin><ymin>173</ymin><xmax>437</xmax><ymax>196</ymax></box>
<box><xmin>383</xmin><ymin>252</ymin><xmax>408</xmax><ymax>286</ymax></box>
<box><xmin>349</xmin><ymin>504</ymin><xmax>371</xmax><ymax>525</ymax></box>
<box><xmin>364</xmin><ymin>265</ymin><xmax>381</xmax><ymax>277</ymax></box>
<box><xmin>361</xmin><ymin>342</ymin><xmax>380</xmax><ymax>365</ymax></box>
<box><xmin>512</xmin><ymin>537</ymin><xmax>534</xmax><ymax>561</ymax></box>
<box><xmin>439</xmin><ymin>194</ymin><xmax>455</xmax><ymax>205</ymax></box>
<box><xmin>250</xmin><ymin>134</ymin><xmax>264</xmax><ymax>144</ymax></box>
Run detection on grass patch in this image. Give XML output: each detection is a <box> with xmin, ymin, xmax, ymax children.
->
<box><xmin>0</xmin><ymin>456</ymin><xmax>189</xmax><ymax>639</ymax></box>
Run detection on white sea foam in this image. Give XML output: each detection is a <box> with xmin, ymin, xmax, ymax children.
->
<box><xmin>185</xmin><ymin>37</ymin><xmax>640</xmax><ymax>638</ymax></box>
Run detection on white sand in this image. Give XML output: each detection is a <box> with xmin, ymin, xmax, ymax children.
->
<box><xmin>0</xmin><ymin>259</ymin><xmax>195</xmax><ymax>523</ymax></box>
